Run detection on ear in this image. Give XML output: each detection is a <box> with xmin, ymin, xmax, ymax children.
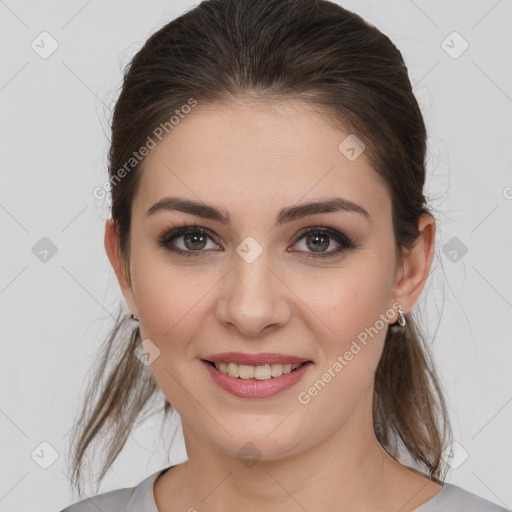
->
<box><xmin>391</xmin><ymin>213</ymin><xmax>436</xmax><ymax>316</ymax></box>
<box><xmin>104</xmin><ymin>219</ymin><xmax>138</xmax><ymax>316</ymax></box>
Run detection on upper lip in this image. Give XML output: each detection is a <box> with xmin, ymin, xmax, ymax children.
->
<box><xmin>202</xmin><ymin>352</ymin><xmax>311</xmax><ymax>366</ymax></box>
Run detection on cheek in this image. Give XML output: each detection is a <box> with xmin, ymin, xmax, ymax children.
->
<box><xmin>297</xmin><ymin>250</ymin><xmax>394</xmax><ymax>351</ymax></box>
<box><xmin>132</xmin><ymin>259</ymin><xmax>215</xmax><ymax>412</ymax></box>
<box><xmin>129</xmin><ymin>243</ymin><xmax>217</xmax><ymax>368</ymax></box>
<box><xmin>134</xmin><ymin>263</ymin><xmax>211</xmax><ymax>349</ymax></box>
<box><xmin>328</xmin><ymin>270</ymin><xmax>393</xmax><ymax>348</ymax></box>
<box><xmin>295</xmin><ymin>251</ymin><xmax>395</xmax><ymax>401</ymax></box>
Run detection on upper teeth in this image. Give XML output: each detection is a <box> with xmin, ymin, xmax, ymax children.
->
<box><xmin>214</xmin><ymin>362</ymin><xmax>302</xmax><ymax>380</ymax></box>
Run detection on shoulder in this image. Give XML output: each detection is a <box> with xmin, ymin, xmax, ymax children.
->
<box><xmin>59</xmin><ymin>486</ymin><xmax>134</xmax><ymax>512</ymax></box>
<box><xmin>415</xmin><ymin>482</ymin><xmax>510</xmax><ymax>512</ymax></box>
<box><xmin>59</xmin><ymin>467</ymin><xmax>167</xmax><ymax>512</ymax></box>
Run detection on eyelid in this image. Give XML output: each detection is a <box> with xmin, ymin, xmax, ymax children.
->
<box><xmin>157</xmin><ymin>223</ymin><xmax>221</xmax><ymax>249</ymax></box>
<box><xmin>290</xmin><ymin>225</ymin><xmax>353</xmax><ymax>246</ymax></box>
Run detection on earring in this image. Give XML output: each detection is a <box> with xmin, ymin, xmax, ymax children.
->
<box><xmin>397</xmin><ymin>308</ymin><xmax>406</xmax><ymax>328</ymax></box>
<box><xmin>130</xmin><ymin>313</ymin><xmax>139</xmax><ymax>322</ymax></box>
<box><xmin>396</xmin><ymin>308</ymin><xmax>406</xmax><ymax>343</ymax></box>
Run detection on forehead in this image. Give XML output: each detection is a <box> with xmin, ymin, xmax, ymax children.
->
<box><xmin>133</xmin><ymin>98</ymin><xmax>391</xmax><ymax>224</ymax></box>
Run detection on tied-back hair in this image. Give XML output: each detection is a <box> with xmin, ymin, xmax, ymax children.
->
<box><xmin>67</xmin><ymin>0</ymin><xmax>451</xmax><ymax>498</ymax></box>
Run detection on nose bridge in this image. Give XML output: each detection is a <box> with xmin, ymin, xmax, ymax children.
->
<box><xmin>217</xmin><ymin>242</ymin><xmax>290</xmax><ymax>336</ymax></box>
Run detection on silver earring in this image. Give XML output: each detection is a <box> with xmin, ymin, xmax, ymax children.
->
<box><xmin>397</xmin><ymin>308</ymin><xmax>406</xmax><ymax>328</ymax></box>
<box><xmin>396</xmin><ymin>308</ymin><xmax>406</xmax><ymax>343</ymax></box>
<box><xmin>130</xmin><ymin>313</ymin><xmax>139</xmax><ymax>322</ymax></box>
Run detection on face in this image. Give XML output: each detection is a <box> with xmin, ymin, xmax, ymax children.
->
<box><xmin>108</xmin><ymin>98</ymin><xmax>411</xmax><ymax>462</ymax></box>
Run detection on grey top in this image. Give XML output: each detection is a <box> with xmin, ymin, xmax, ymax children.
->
<box><xmin>60</xmin><ymin>465</ymin><xmax>510</xmax><ymax>512</ymax></box>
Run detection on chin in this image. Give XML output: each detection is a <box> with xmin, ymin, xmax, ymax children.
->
<box><xmin>209</xmin><ymin>421</ymin><xmax>306</xmax><ymax>463</ymax></box>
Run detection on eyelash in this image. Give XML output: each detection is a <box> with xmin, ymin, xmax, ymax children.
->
<box><xmin>156</xmin><ymin>222</ymin><xmax>356</xmax><ymax>260</ymax></box>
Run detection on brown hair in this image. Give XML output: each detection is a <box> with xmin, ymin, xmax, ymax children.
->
<box><xmin>67</xmin><ymin>0</ymin><xmax>451</xmax><ymax>498</ymax></box>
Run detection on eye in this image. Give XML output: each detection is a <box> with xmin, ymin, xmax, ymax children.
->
<box><xmin>289</xmin><ymin>226</ymin><xmax>355</xmax><ymax>259</ymax></box>
<box><xmin>157</xmin><ymin>222</ymin><xmax>221</xmax><ymax>257</ymax></box>
<box><xmin>156</xmin><ymin>223</ymin><xmax>356</xmax><ymax>259</ymax></box>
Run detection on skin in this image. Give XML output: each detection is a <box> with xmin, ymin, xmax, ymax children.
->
<box><xmin>105</xmin><ymin>97</ymin><xmax>442</xmax><ymax>512</ymax></box>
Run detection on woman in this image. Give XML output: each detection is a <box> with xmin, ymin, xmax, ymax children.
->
<box><xmin>60</xmin><ymin>0</ymin><xmax>509</xmax><ymax>510</ymax></box>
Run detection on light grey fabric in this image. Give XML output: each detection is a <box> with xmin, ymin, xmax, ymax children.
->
<box><xmin>414</xmin><ymin>482</ymin><xmax>510</xmax><ymax>512</ymax></box>
<box><xmin>60</xmin><ymin>466</ymin><xmax>510</xmax><ymax>512</ymax></box>
<box><xmin>59</xmin><ymin>467</ymin><xmax>170</xmax><ymax>512</ymax></box>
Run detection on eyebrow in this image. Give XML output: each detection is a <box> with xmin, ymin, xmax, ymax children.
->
<box><xmin>145</xmin><ymin>196</ymin><xmax>371</xmax><ymax>225</ymax></box>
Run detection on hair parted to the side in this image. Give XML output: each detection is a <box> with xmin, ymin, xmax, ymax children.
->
<box><xmin>67</xmin><ymin>0</ymin><xmax>452</xmax><ymax>498</ymax></box>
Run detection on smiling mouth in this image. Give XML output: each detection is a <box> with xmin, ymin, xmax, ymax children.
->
<box><xmin>202</xmin><ymin>360</ymin><xmax>309</xmax><ymax>380</ymax></box>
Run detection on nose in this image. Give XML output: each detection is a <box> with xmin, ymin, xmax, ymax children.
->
<box><xmin>215</xmin><ymin>249</ymin><xmax>292</xmax><ymax>338</ymax></box>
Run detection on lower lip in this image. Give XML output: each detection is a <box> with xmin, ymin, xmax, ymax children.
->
<box><xmin>201</xmin><ymin>359</ymin><xmax>313</xmax><ymax>399</ymax></box>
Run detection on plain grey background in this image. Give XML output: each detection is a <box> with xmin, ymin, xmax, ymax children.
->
<box><xmin>0</xmin><ymin>1</ymin><xmax>511</xmax><ymax>510</ymax></box>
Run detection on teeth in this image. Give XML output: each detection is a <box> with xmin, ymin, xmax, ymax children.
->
<box><xmin>214</xmin><ymin>362</ymin><xmax>302</xmax><ymax>380</ymax></box>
